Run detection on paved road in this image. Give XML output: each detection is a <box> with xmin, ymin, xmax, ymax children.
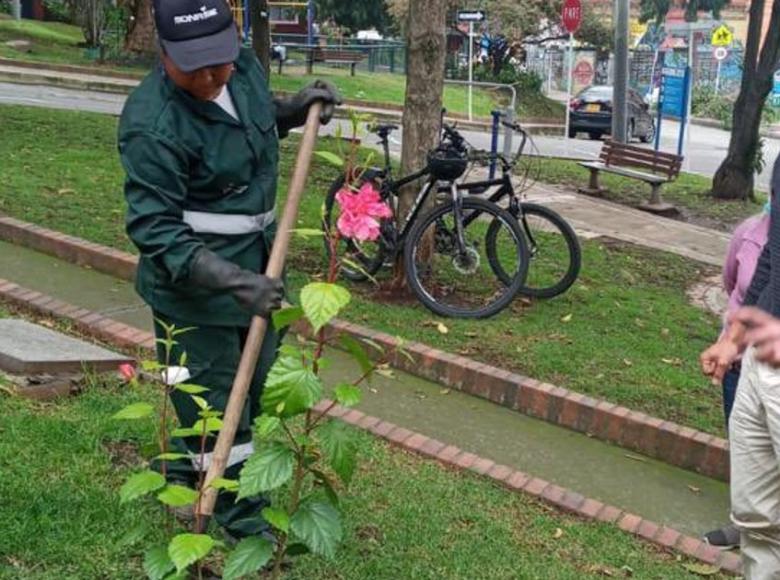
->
<box><xmin>1</xmin><ymin>80</ymin><xmax>776</xmax><ymax>189</ymax></box>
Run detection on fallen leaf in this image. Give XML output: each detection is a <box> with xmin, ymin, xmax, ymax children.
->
<box><xmin>687</xmin><ymin>485</ymin><xmax>701</xmax><ymax>494</ymax></box>
<box><xmin>681</xmin><ymin>563</ymin><xmax>720</xmax><ymax>576</ymax></box>
<box><xmin>414</xmin><ymin>391</ymin><xmax>427</xmax><ymax>400</ymax></box>
<box><xmin>620</xmin><ymin>565</ymin><xmax>634</xmax><ymax>577</ymax></box>
<box><xmin>595</xmin><ymin>373</ymin><xmax>605</xmax><ymax>380</ymax></box>
<box><xmin>624</xmin><ymin>454</ymin><xmax>648</xmax><ymax>463</ymax></box>
<box><xmin>553</xmin><ymin>528</ymin><xmax>564</xmax><ymax>539</ymax></box>
<box><xmin>561</xmin><ymin>314</ymin><xmax>573</xmax><ymax>323</ymax></box>
<box><xmin>369</xmin><ymin>388</ymin><xmax>378</xmax><ymax>394</ymax></box>
<box><xmin>661</xmin><ymin>328</ymin><xmax>670</xmax><ymax>336</ymax></box>
<box><xmin>623</xmin><ymin>359</ymin><xmax>633</xmax><ymax>367</ymax></box>
<box><xmin>464</xmin><ymin>332</ymin><xmax>478</xmax><ymax>338</ymax></box>
<box><xmin>584</xmin><ymin>564</ymin><xmax>615</xmax><ymax>576</ymax></box>
<box><xmin>57</xmin><ymin>188</ymin><xmax>75</xmax><ymax>195</ymax></box>
<box><xmin>439</xmin><ymin>389</ymin><xmax>450</xmax><ymax>395</ymax></box>
<box><xmin>437</xmin><ymin>323</ymin><xmax>449</xmax><ymax>334</ymax></box>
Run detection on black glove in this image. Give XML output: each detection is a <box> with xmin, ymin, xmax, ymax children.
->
<box><xmin>188</xmin><ymin>249</ymin><xmax>284</xmax><ymax>318</ymax></box>
<box><xmin>275</xmin><ymin>80</ymin><xmax>343</xmax><ymax>136</ymax></box>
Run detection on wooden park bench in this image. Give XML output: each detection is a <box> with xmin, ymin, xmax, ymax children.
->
<box><xmin>306</xmin><ymin>47</ymin><xmax>365</xmax><ymax>76</ymax></box>
<box><xmin>579</xmin><ymin>140</ymin><xmax>683</xmax><ymax>213</ymax></box>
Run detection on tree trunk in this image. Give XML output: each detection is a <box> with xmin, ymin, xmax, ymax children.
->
<box><xmin>123</xmin><ymin>0</ymin><xmax>156</xmax><ymax>55</ymax></box>
<box><xmin>712</xmin><ymin>0</ymin><xmax>780</xmax><ymax>200</ymax></box>
<box><xmin>392</xmin><ymin>0</ymin><xmax>447</xmax><ymax>284</ymax></box>
<box><xmin>252</xmin><ymin>0</ymin><xmax>271</xmax><ymax>76</ymax></box>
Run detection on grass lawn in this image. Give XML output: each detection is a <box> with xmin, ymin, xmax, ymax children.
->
<box><xmin>0</xmin><ymin>16</ymin><xmax>562</xmax><ymax>121</ymax></box>
<box><xmin>0</xmin><ymin>104</ymin><xmax>729</xmax><ymax>438</ymax></box>
<box><xmin>531</xmin><ymin>157</ymin><xmax>765</xmax><ymax>232</ymax></box>
<box><xmin>0</xmin><ymin>15</ymin><xmax>144</xmax><ymax>74</ymax></box>
<box><xmin>0</xmin><ymin>308</ymin><xmax>726</xmax><ymax>578</ymax></box>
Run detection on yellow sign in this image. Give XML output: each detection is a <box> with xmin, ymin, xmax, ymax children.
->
<box><xmin>711</xmin><ymin>25</ymin><xmax>733</xmax><ymax>47</ymax></box>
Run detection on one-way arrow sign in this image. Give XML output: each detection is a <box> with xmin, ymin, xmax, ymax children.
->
<box><xmin>458</xmin><ymin>10</ymin><xmax>486</xmax><ymax>22</ymax></box>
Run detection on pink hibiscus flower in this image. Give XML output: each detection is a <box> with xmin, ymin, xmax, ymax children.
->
<box><xmin>334</xmin><ymin>182</ymin><xmax>392</xmax><ymax>242</ymax></box>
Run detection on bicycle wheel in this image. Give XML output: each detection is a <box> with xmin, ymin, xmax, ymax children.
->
<box><xmin>487</xmin><ymin>203</ymin><xmax>581</xmax><ymax>299</ymax></box>
<box><xmin>404</xmin><ymin>198</ymin><xmax>529</xmax><ymax>319</ymax></box>
<box><xmin>322</xmin><ymin>173</ymin><xmax>388</xmax><ymax>282</ymax></box>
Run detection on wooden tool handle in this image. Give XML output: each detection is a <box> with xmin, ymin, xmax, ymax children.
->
<box><xmin>196</xmin><ymin>103</ymin><xmax>324</xmax><ymax>521</ymax></box>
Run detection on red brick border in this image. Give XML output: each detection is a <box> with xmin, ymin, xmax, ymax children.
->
<box><xmin>0</xmin><ymin>281</ymin><xmax>741</xmax><ymax>575</ymax></box>
<box><xmin>0</xmin><ymin>216</ymin><xmax>730</xmax><ymax>481</ymax></box>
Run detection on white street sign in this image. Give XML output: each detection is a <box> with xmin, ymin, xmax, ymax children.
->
<box><xmin>458</xmin><ymin>10</ymin><xmax>486</xmax><ymax>22</ymax></box>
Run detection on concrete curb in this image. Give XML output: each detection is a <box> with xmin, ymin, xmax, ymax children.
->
<box><xmin>0</xmin><ymin>277</ymin><xmax>741</xmax><ymax>575</ymax></box>
<box><xmin>0</xmin><ymin>214</ymin><xmax>730</xmax><ymax>482</ymax></box>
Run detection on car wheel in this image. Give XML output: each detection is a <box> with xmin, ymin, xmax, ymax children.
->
<box><xmin>588</xmin><ymin>132</ymin><xmax>602</xmax><ymax>141</ymax></box>
<box><xmin>568</xmin><ymin>128</ymin><xmax>577</xmax><ymax>138</ymax></box>
<box><xmin>640</xmin><ymin>122</ymin><xmax>655</xmax><ymax>144</ymax></box>
<box><xmin>628</xmin><ymin>120</ymin><xmax>635</xmax><ymax>142</ymax></box>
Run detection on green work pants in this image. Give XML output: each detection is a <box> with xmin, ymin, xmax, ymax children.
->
<box><xmin>151</xmin><ymin>311</ymin><xmax>281</xmax><ymax>539</ymax></box>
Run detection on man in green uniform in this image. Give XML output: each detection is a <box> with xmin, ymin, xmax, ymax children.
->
<box><xmin>118</xmin><ymin>0</ymin><xmax>341</xmax><ymax>539</ymax></box>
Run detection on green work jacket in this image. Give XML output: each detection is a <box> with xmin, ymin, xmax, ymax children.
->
<box><xmin>119</xmin><ymin>48</ymin><xmax>279</xmax><ymax>327</ymax></box>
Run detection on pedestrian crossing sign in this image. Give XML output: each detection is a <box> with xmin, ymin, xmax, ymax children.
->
<box><xmin>711</xmin><ymin>25</ymin><xmax>733</xmax><ymax>47</ymax></box>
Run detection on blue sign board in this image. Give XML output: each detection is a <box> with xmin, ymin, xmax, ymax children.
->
<box><xmin>660</xmin><ymin>67</ymin><xmax>687</xmax><ymax>119</ymax></box>
<box><xmin>773</xmin><ymin>70</ymin><xmax>780</xmax><ymax>107</ymax></box>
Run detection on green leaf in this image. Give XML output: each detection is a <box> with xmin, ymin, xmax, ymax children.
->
<box><xmin>141</xmin><ymin>360</ymin><xmax>164</xmax><ymax>372</ymax></box>
<box><xmin>112</xmin><ymin>402</ymin><xmax>154</xmax><ymax>420</ymax></box>
<box><xmin>314</xmin><ymin>150</ymin><xmax>345</xmax><ymax>167</ymax></box>
<box><xmin>333</xmin><ymin>384</ymin><xmax>362</xmax><ymax>408</ymax></box>
<box><xmin>168</xmin><ymin>534</ymin><xmax>214</xmax><ymax>573</ymax></box>
<box><xmin>254</xmin><ymin>415</ymin><xmax>282</xmax><ymax>439</ymax></box>
<box><xmin>286</xmin><ymin>543</ymin><xmax>310</xmax><ymax>556</ymax></box>
<box><xmin>162</xmin><ymin>572</ymin><xmax>188</xmax><ymax>580</ymax></box>
<box><xmin>318</xmin><ymin>420</ymin><xmax>358</xmax><ymax>485</ymax></box>
<box><xmin>262</xmin><ymin>507</ymin><xmax>290</xmax><ymax>533</ymax></box>
<box><xmin>340</xmin><ymin>335</ymin><xmax>373</xmax><ymax>377</ymax></box>
<box><xmin>154</xmin><ymin>453</ymin><xmax>190</xmax><ymax>461</ymax></box>
<box><xmin>191</xmin><ymin>396</ymin><xmax>209</xmax><ymax>410</ymax></box>
<box><xmin>238</xmin><ymin>442</ymin><xmax>295</xmax><ymax>498</ymax></box>
<box><xmin>191</xmin><ymin>417</ymin><xmax>223</xmax><ymax>434</ymax></box>
<box><xmin>300</xmin><ymin>283</ymin><xmax>351</xmax><ymax>333</ymax></box>
<box><xmin>262</xmin><ymin>356</ymin><xmax>323</xmax><ymax>418</ymax></box>
<box><xmin>272</xmin><ymin>306</ymin><xmax>305</xmax><ymax>331</ymax></box>
<box><xmin>174</xmin><ymin>383</ymin><xmax>209</xmax><ymax>394</ymax></box>
<box><xmin>312</xmin><ymin>469</ymin><xmax>340</xmax><ymax>507</ymax></box>
<box><xmin>209</xmin><ymin>478</ymin><xmax>240</xmax><ymax>492</ymax></box>
<box><xmin>170</xmin><ymin>427</ymin><xmax>199</xmax><ymax>438</ymax></box>
<box><xmin>361</xmin><ymin>338</ymin><xmax>384</xmax><ymax>353</ymax></box>
<box><xmin>144</xmin><ymin>546</ymin><xmax>175</xmax><ymax>580</ymax></box>
<box><xmin>157</xmin><ymin>485</ymin><xmax>199</xmax><ymax>507</ymax></box>
<box><xmin>120</xmin><ymin>470</ymin><xmax>166</xmax><ymax>504</ymax></box>
<box><xmin>222</xmin><ymin>537</ymin><xmax>274</xmax><ymax>580</ymax></box>
<box><xmin>290</xmin><ymin>499</ymin><xmax>343</xmax><ymax>558</ymax></box>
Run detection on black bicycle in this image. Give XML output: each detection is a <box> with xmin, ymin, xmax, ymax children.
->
<box><xmin>322</xmin><ymin>124</ymin><xmax>530</xmax><ymax>319</ymax></box>
<box><xmin>453</xmin><ymin>121</ymin><xmax>582</xmax><ymax>299</ymax></box>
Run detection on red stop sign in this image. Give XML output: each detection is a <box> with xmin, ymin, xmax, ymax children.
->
<box><xmin>562</xmin><ymin>0</ymin><xmax>582</xmax><ymax>34</ymax></box>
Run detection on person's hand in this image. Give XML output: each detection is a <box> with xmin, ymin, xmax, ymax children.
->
<box><xmin>293</xmin><ymin>80</ymin><xmax>343</xmax><ymax>125</ymax></box>
<box><xmin>700</xmin><ymin>339</ymin><xmax>740</xmax><ymax>383</ymax></box>
<box><xmin>188</xmin><ymin>249</ymin><xmax>284</xmax><ymax>318</ymax></box>
<box><xmin>231</xmin><ymin>274</ymin><xmax>284</xmax><ymax>318</ymax></box>
<box><xmin>732</xmin><ymin>306</ymin><xmax>780</xmax><ymax>367</ymax></box>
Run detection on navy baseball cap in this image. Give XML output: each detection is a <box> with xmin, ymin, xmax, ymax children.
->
<box><xmin>154</xmin><ymin>0</ymin><xmax>239</xmax><ymax>72</ymax></box>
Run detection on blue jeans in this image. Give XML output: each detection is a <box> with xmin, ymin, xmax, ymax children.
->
<box><xmin>722</xmin><ymin>366</ymin><xmax>741</xmax><ymax>427</ymax></box>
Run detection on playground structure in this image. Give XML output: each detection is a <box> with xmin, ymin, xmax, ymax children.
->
<box><xmin>229</xmin><ymin>0</ymin><xmax>315</xmax><ymax>45</ymax></box>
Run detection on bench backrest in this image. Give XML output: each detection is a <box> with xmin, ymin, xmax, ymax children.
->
<box><xmin>601</xmin><ymin>140</ymin><xmax>683</xmax><ymax>179</ymax></box>
<box><xmin>313</xmin><ymin>48</ymin><xmax>365</xmax><ymax>62</ymax></box>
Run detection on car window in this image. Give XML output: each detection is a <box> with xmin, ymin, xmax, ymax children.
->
<box><xmin>579</xmin><ymin>86</ymin><xmax>612</xmax><ymax>100</ymax></box>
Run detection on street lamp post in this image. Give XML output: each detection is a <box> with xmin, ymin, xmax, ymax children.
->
<box><xmin>612</xmin><ymin>0</ymin><xmax>630</xmax><ymax>143</ymax></box>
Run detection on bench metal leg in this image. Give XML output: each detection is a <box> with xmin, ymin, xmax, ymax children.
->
<box><xmin>278</xmin><ymin>58</ymin><xmax>283</xmax><ymax>76</ymax></box>
<box><xmin>578</xmin><ymin>169</ymin><xmax>606</xmax><ymax>196</ymax></box>
<box><xmin>639</xmin><ymin>183</ymin><xmax>676</xmax><ymax>215</ymax></box>
<box><xmin>350</xmin><ymin>63</ymin><xmax>356</xmax><ymax>76</ymax></box>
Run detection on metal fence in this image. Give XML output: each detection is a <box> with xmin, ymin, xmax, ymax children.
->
<box><xmin>272</xmin><ymin>35</ymin><xmax>408</xmax><ymax>75</ymax></box>
<box><xmin>526</xmin><ymin>44</ymin><xmax>746</xmax><ymax>100</ymax></box>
